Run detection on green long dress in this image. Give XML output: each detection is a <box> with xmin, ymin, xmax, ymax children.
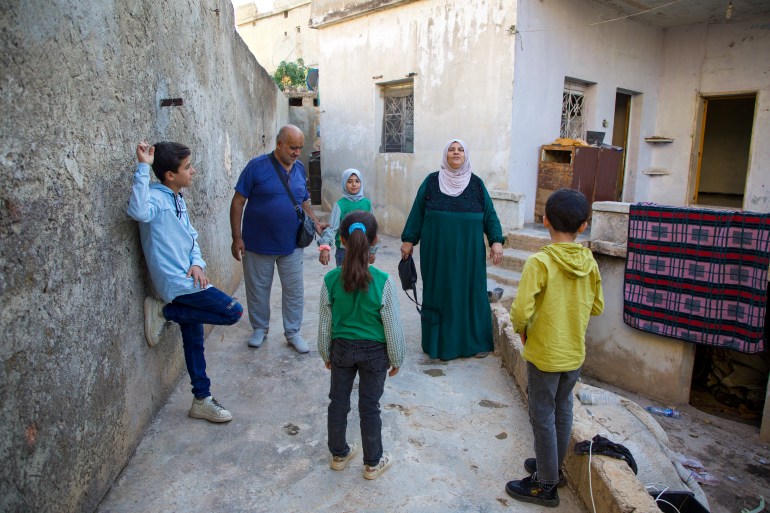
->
<box><xmin>401</xmin><ymin>172</ymin><xmax>505</xmax><ymax>360</ymax></box>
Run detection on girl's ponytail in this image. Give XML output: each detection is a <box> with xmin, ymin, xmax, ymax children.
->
<box><xmin>339</xmin><ymin>211</ymin><xmax>378</xmax><ymax>292</ymax></box>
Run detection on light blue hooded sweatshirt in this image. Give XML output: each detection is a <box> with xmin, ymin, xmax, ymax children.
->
<box><xmin>127</xmin><ymin>163</ymin><xmax>207</xmax><ymax>303</ymax></box>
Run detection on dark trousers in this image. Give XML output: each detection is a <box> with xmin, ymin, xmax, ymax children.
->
<box><xmin>163</xmin><ymin>286</ymin><xmax>243</xmax><ymax>398</ymax></box>
<box><xmin>327</xmin><ymin>338</ymin><xmax>389</xmax><ymax>466</ymax></box>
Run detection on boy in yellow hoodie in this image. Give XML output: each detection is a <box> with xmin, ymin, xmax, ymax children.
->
<box><xmin>505</xmin><ymin>188</ymin><xmax>604</xmax><ymax>508</ymax></box>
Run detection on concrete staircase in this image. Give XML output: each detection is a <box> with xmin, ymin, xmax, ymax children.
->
<box><xmin>486</xmin><ymin>223</ymin><xmax>591</xmax><ymax>310</ymax></box>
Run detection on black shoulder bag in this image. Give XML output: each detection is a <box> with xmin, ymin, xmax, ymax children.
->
<box><xmin>268</xmin><ymin>153</ymin><xmax>315</xmax><ymax>248</ymax></box>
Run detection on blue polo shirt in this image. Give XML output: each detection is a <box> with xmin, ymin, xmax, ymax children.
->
<box><xmin>235</xmin><ymin>153</ymin><xmax>309</xmax><ymax>255</ymax></box>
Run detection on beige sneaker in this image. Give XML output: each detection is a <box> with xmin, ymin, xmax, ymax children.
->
<box><xmin>188</xmin><ymin>397</ymin><xmax>233</xmax><ymax>423</ymax></box>
<box><xmin>363</xmin><ymin>451</ymin><xmax>393</xmax><ymax>480</ymax></box>
<box><xmin>330</xmin><ymin>442</ymin><xmax>359</xmax><ymax>471</ymax></box>
<box><xmin>144</xmin><ymin>296</ymin><xmax>167</xmax><ymax>347</ymax></box>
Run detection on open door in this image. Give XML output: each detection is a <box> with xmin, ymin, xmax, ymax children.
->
<box><xmin>693</xmin><ymin>95</ymin><xmax>756</xmax><ymax>208</ymax></box>
<box><xmin>612</xmin><ymin>92</ymin><xmax>631</xmax><ymax>201</ymax></box>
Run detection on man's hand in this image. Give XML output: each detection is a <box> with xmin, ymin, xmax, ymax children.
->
<box><xmin>490</xmin><ymin>242</ymin><xmax>503</xmax><ymax>265</ymax></box>
<box><xmin>314</xmin><ymin>220</ymin><xmax>329</xmax><ymax>235</ymax></box>
<box><xmin>389</xmin><ymin>367</ymin><xmax>399</xmax><ymax>377</ymax></box>
<box><xmin>187</xmin><ymin>265</ymin><xmax>209</xmax><ymax>288</ymax></box>
<box><xmin>136</xmin><ymin>142</ymin><xmax>154</xmax><ymax>165</ymax></box>
<box><xmin>400</xmin><ymin>242</ymin><xmax>414</xmax><ymax>260</ymax></box>
<box><xmin>231</xmin><ymin>237</ymin><xmax>245</xmax><ymax>262</ymax></box>
<box><xmin>325</xmin><ymin>361</ymin><xmax>331</xmax><ymax>370</ymax></box>
<box><xmin>319</xmin><ymin>249</ymin><xmax>331</xmax><ymax>266</ymax></box>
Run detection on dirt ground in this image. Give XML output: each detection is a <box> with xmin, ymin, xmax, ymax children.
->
<box><xmin>583</xmin><ymin>376</ymin><xmax>770</xmax><ymax>513</ymax></box>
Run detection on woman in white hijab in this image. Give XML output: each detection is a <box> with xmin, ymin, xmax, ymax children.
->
<box><xmin>400</xmin><ymin>138</ymin><xmax>504</xmax><ymax>361</ymax></box>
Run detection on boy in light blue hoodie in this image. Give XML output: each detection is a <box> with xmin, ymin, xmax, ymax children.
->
<box><xmin>128</xmin><ymin>141</ymin><xmax>243</xmax><ymax>423</ymax></box>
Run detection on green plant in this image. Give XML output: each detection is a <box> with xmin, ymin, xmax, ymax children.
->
<box><xmin>272</xmin><ymin>58</ymin><xmax>308</xmax><ymax>91</ymax></box>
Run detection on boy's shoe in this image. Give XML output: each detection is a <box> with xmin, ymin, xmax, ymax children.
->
<box><xmin>505</xmin><ymin>473</ymin><xmax>559</xmax><ymax>508</ymax></box>
<box><xmin>144</xmin><ymin>296</ymin><xmax>167</xmax><ymax>347</ymax></box>
<box><xmin>188</xmin><ymin>396</ymin><xmax>233</xmax><ymax>423</ymax></box>
<box><xmin>330</xmin><ymin>442</ymin><xmax>359</xmax><ymax>471</ymax></box>
<box><xmin>287</xmin><ymin>335</ymin><xmax>310</xmax><ymax>354</ymax></box>
<box><xmin>474</xmin><ymin>352</ymin><xmax>490</xmax><ymax>358</ymax></box>
<box><xmin>524</xmin><ymin>458</ymin><xmax>567</xmax><ymax>487</ymax></box>
<box><xmin>363</xmin><ymin>452</ymin><xmax>393</xmax><ymax>480</ymax></box>
<box><xmin>248</xmin><ymin>330</ymin><xmax>266</xmax><ymax>348</ymax></box>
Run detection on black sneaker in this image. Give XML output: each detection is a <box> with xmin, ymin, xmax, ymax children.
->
<box><xmin>505</xmin><ymin>473</ymin><xmax>559</xmax><ymax>508</ymax></box>
<box><xmin>524</xmin><ymin>458</ymin><xmax>567</xmax><ymax>487</ymax></box>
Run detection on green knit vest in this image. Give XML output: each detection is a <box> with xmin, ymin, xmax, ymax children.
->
<box><xmin>335</xmin><ymin>197</ymin><xmax>372</xmax><ymax>248</ymax></box>
<box><xmin>324</xmin><ymin>265</ymin><xmax>388</xmax><ymax>343</ymax></box>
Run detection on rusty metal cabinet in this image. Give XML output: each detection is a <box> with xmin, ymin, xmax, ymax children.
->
<box><xmin>534</xmin><ymin>145</ymin><xmax>623</xmax><ymax>222</ymax></box>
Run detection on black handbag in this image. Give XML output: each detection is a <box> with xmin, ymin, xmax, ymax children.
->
<box><xmin>398</xmin><ymin>254</ymin><xmax>440</xmax><ymax>324</ymax></box>
<box><xmin>268</xmin><ymin>153</ymin><xmax>315</xmax><ymax>248</ymax></box>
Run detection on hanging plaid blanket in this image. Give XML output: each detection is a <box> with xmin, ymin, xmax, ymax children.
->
<box><xmin>623</xmin><ymin>203</ymin><xmax>770</xmax><ymax>354</ymax></box>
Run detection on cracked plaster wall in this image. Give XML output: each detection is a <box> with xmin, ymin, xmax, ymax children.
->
<box><xmin>0</xmin><ymin>2</ymin><xmax>286</xmax><ymax>511</ymax></box>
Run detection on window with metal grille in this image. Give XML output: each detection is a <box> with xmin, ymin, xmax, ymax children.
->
<box><xmin>380</xmin><ymin>82</ymin><xmax>414</xmax><ymax>153</ymax></box>
<box><xmin>561</xmin><ymin>80</ymin><xmax>586</xmax><ymax>139</ymax></box>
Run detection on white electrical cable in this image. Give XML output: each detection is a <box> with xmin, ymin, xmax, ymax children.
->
<box><xmin>588</xmin><ymin>440</ymin><xmax>596</xmax><ymax>513</ymax></box>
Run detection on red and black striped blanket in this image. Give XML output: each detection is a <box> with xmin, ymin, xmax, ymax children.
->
<box><xmin>623</xmin><ymin>203</ymin><xmax>770</xmax><ymax>354</ymax></box>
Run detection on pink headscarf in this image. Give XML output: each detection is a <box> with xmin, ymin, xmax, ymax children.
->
<box><xmin>438</xmin><ymin>138</ymin><xmax>472</xmax><ymax>197</ymax></box>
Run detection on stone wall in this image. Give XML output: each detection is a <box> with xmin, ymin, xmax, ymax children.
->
<box><xmin>0</xmin><ymin>2</ymin><xmax>286</xmax><ymax>511</ymax></box>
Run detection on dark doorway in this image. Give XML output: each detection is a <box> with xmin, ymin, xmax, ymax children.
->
<box><xmin>689</xmin><ymin>345</ymin><xmax>768</xmax><ymax>426</ymax></box>
<box><xmin>694</xmin><ymin>95</ymin><xmax>755</xmax><ymax>208</ymax></box>
<box><xmin>612</xmin><ymin>92</ymin><xmax>631</xmax><ymax>201</ymax></box>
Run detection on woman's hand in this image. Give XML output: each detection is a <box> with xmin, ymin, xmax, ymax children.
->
<box><xmin>400</xmin><ymin>242</ymin><xmax>414</xmax><ymax>260</ymax></box>
<box><xmin>490</xmin><ymin>242</ymin><xmax>503</xmax><ymax>265</ymax></box>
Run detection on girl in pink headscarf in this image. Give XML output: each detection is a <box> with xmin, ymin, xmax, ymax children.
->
<box><xmin>400</xmin><ymin>138</ymin><xmax>504</xmax><ymax>361</ymax></box>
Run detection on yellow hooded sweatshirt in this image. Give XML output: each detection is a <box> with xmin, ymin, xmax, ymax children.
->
<box><xmin>510</xmin><ymin>242</ymin><xmax>604</xmax><ymax>372</ymax></box>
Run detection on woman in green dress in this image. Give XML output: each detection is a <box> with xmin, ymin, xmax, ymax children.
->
<box><xmin>400</xmin><ymin>139</ymin><xmax>504</xmax><ymax>361</ymax></box>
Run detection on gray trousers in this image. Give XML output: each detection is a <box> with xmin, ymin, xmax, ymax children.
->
<box><xmin>526</xmin><ymin>361</ymin><xmax>581</xmax><ymax>487</ymax></box>
<box><xmin>242</xmin><ymin>248</ymin><xmax>304</xmax><ymax>340</ymax></box>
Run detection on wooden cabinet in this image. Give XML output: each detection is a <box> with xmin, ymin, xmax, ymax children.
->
<box><xmin>534</xmin><ymin>145</ymin><xmax>623</xmax><ymax>223</ymax></box>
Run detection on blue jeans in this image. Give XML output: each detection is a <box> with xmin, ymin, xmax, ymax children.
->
<box><xmin>242</xmin><ymin>249</ymin><xmax>304</xmax><ymax>340</ymax></box>
<box><xmin>328</xmin><ymin>338</ymin><xmax>389</xmax><ymax>466</ymax></box>
<box><xmin>335</xmin><ymin>248</ymin><xmax>346</xmax><ymax>267</ymax></box>
<box><xmin>526</xmin><ymin>362</ymin><xmax>581</xmax><ymax>487</ymax></box>
<box><xmin>163</xmin><ymin>286</ymin><xmax>243</xmax><ymax>399</ymax></box>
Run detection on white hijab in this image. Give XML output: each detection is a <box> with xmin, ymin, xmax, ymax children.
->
<box><xmin>341</xmin><ymin>168</ymin><xmax>364</xmax><ymax>201</ymax></box>
<box><xmin>438</xmin><ymin>138</ymin><xmax>472</xmax><ymax>197</ymax></box>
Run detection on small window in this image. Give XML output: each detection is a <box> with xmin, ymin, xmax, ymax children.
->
<box><xmin>561</xmin><ymin>79</ymin><xmax>586</xmax><ymax>139</ymax></box>
<box><xmin>283</xmin><ymin>10</ymin><xmax>288</xmax><ymax>18</ymax></box>
<box><xmin>313</xmin><ymin>98</ymin><xmax>319</xmax><ymax>107</ymax></box>
<box><xmin>296</xmin><ymin>26</ymin><xmax>301</xmax><ymax>33</ymax></box>
<box><xmin>288</xmin><ymin>98</ymin><xmax>303</xmax><ymax>107</ymax></box>
<box><xmin>380</xmin><ymin>81</ymin><xmax>414</xmax><ymax>153</ymax></box>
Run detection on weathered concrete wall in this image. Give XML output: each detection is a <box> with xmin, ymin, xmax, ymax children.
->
<box><xmin>312</xmin><ymin>0</ymin><xmax>515</xmax><ymax>236</ymax></box>
<box><xmin>236</xmin><ymin>0</ymin><xmax>318</xmax><ymax>73</ymax></box>
<box><xmin>0</xmin><ymin>2</ymin><xmax>286</xmax><ymax>512</ymax></box>
<box><xmin>509</xmin><ymin>0</ymin><xmax>663</xmax><ymax>223</ymax></box>
<box><xmin>642</xmin><ymin>18</ymin><xmax>770</xmax><ymax>211</ymax></box>
<box><xmin>286</xmin><ymin>92</ymin><xmax>320</xmax><ymax>177</ymax></box>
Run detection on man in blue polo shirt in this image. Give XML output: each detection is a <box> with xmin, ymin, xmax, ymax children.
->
<box><xmin>230</xmin><ymin>125</ymin><xmax>325</xmax><ymax>354</ymax></box>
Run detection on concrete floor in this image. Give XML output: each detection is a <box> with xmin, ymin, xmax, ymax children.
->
<box><xmin>97</xmin><ymin>234</ymin><xmax>588</xmax><ymax>513</ymax></box>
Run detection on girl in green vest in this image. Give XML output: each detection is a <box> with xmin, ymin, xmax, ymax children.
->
<box><xmin>317</xmin><ymin>211</ymin><xmax>406</xmax><ymax>480</ymax></box>
<box><xmin>318</xmin><ymin>168</ymin><xmax>375</xmax><ymax>267</ymax></box>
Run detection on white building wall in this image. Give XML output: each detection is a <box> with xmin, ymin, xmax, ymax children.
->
<box><xmin>236</xmin><ymin>1</ymin><xmax>318</xmax><ymax>74</ymax></box>
<box><xmin>509</xmin><ymin>0</ymin><xmax>663</xmax><ymax>223</ymax></box>
<box><xmin>648</xmin><ymin>18</ymin><xmax>770</xmax><ymax>211</ymax></box>
<box><xmin>317</xmin><ymin>0</ymin><xmax>516</xmax><ymax>235</ymax></box>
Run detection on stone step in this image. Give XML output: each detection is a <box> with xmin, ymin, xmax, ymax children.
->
<box><xmin>504</xmin><ymin>226</ymin><xmax>590</xmax><ymax>252</ymax></box>
<box><xmin>497</xmin><ymin>248</ymin><xmax>532</xmax><ymax>273</ymax></box>
<box><xmin>486</xmin><ymin>266</ymin><xmax>522</xmax><ymax>287</ymax></box>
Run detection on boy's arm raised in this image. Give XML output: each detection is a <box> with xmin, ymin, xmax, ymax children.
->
<box><xmin>127</xmin><ymin>143</ymin><xmax>161</xmax><ymax>222</ymax></box>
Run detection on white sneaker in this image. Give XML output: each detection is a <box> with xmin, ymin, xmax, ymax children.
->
<box><xmin>363</xmin><ymin>452</ymin><xmax>393</xmax><ymax>480</ymax></box>
<box><xmin>330</xmin><ymin>442</ymin><xmax>359</xmax><ymax>471</ymax></box>
<box><xmin>248</xmin><ymin>330</ymin><xmax>266</xmax><ymax>348</ymax></box>
<box><xmin>188</xmin><ymin>396</ymin><xmax>233</xmax><ymax>423</ymax></box>
<box><xmin>287</xmin><ymin>335</ymin><xmax>309</xmax><ymax>354</ymax></box>
<box><xmin>144</xmin><ymin>296</ymin><xmax>167</xmax><ymax>347</ymax></box>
